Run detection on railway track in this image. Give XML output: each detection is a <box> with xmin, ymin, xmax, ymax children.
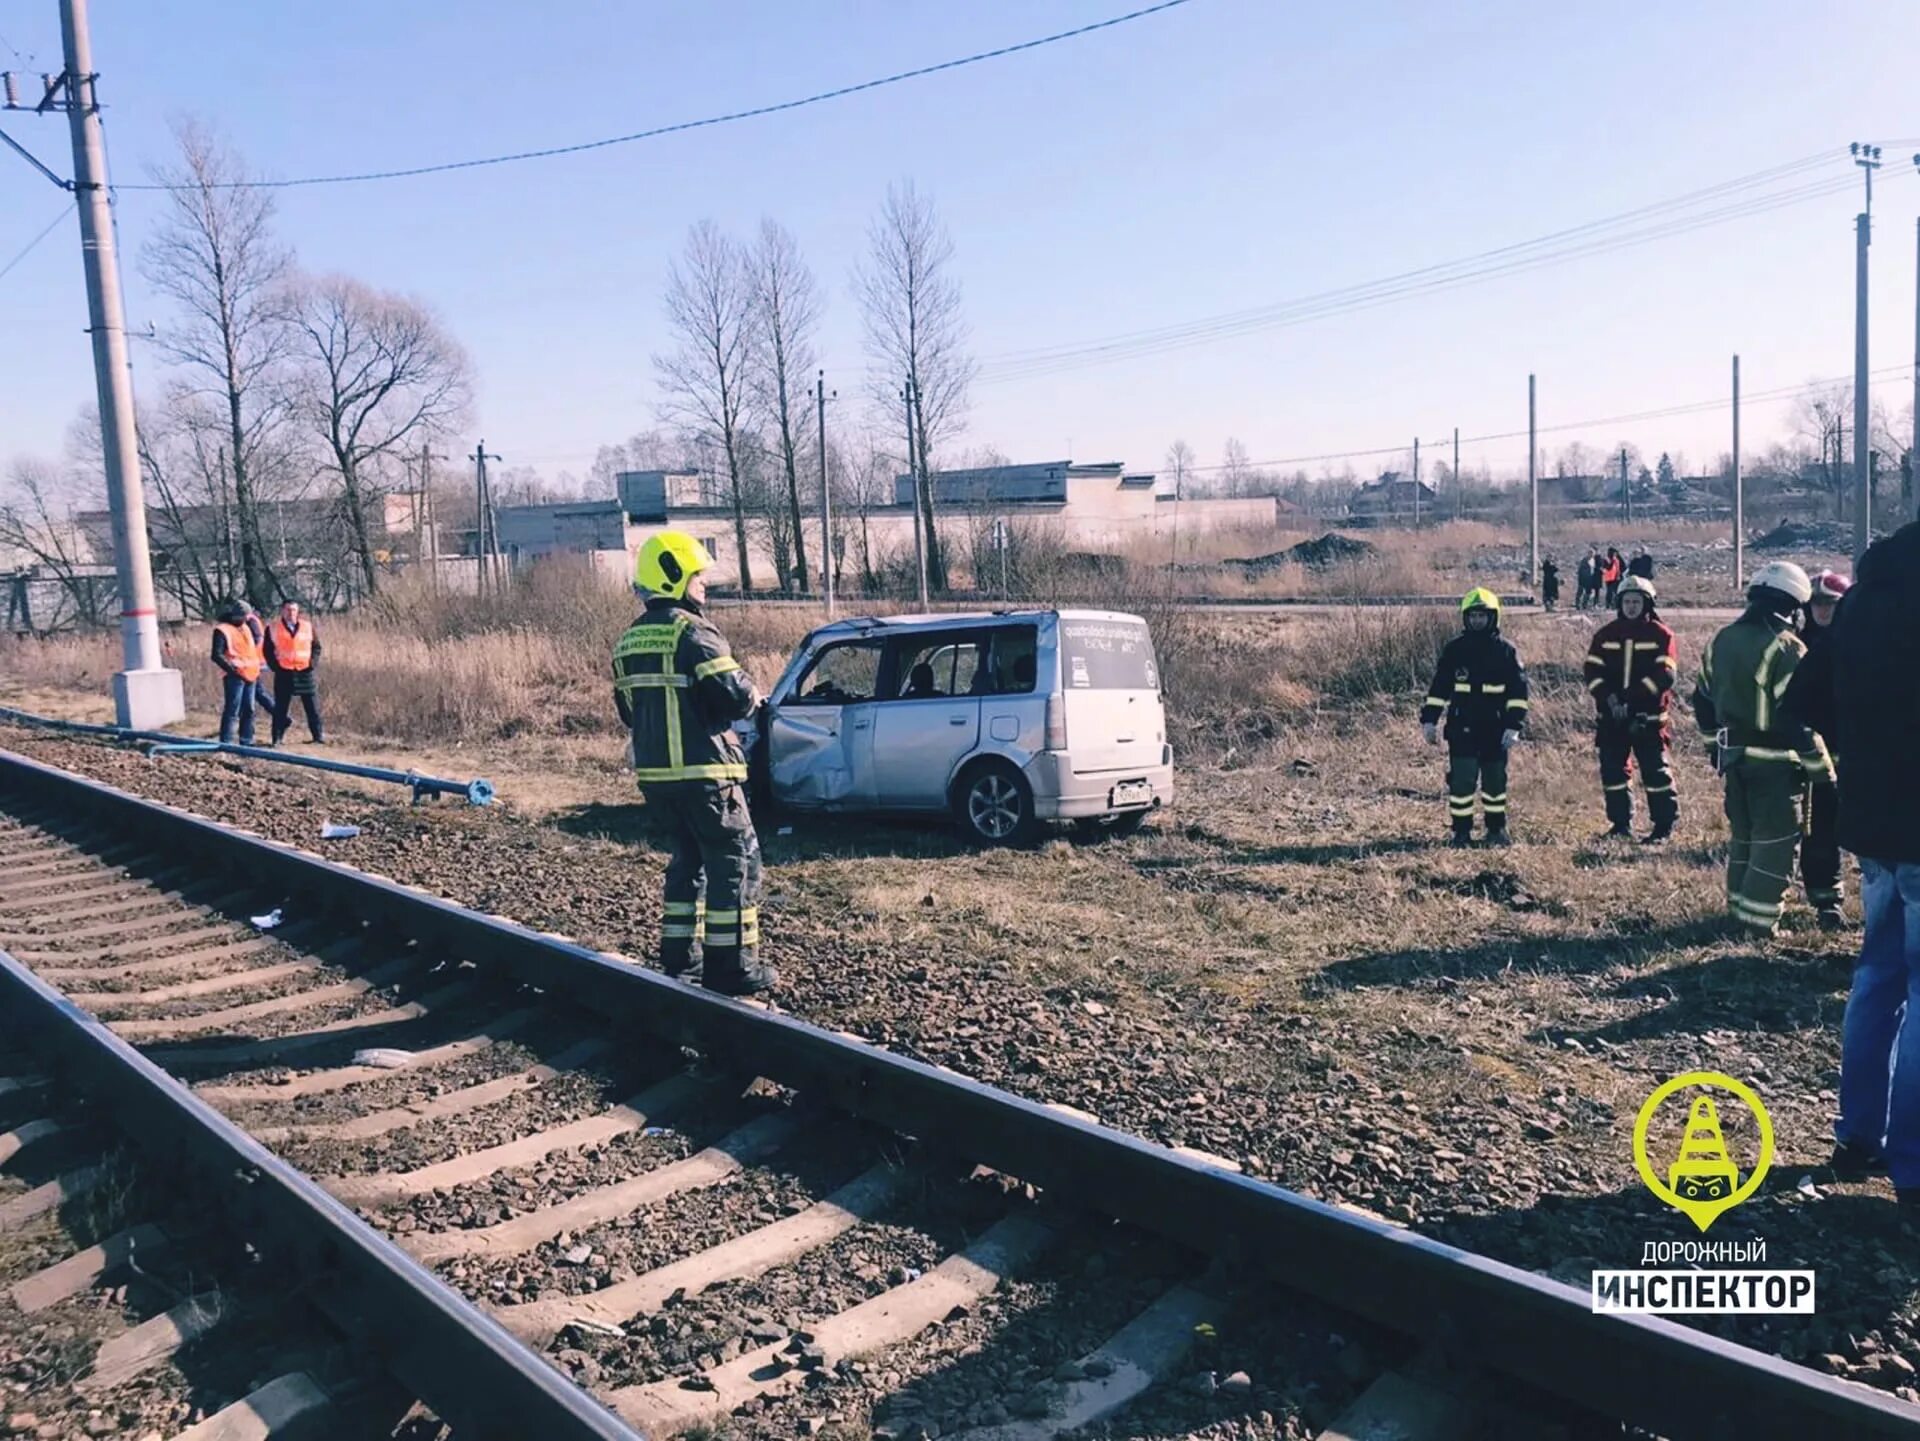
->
<box><xmin>0</xmin><ymin>743</ymin><xmax>1915</xmax><ymax>1441</ymax></box>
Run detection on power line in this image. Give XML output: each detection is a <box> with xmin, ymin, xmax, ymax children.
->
<box><xmin>1181</xmin><ymin>367</ymin><xmax>1912</xmax><ymax>474</ymax></box>
<box><xmin>116</xmin><ymin>0</ymin><xmax>1195</xmax><ymax>192</ymax></box>
<box><xmin>0</xmin><ymin>200</ymin><xmax>72</xmax><ymax>283</ymax></box>
<box><xmin>981</xmin><ymin>168</ymin><xmax>1866</xmax><ymax>382</ymax></box>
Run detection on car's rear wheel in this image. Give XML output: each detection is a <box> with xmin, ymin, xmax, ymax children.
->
<box><xmin>955</xmin><ymin>762</ymin><xmax>1036</xmax><ymax>846</ymax></box>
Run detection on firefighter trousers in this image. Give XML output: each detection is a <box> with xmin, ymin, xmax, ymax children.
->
<box><xmin>1803</xmin><ymin>779</ymin><xmax>1843</xmax><ymax>910</ymax></box>
<box><xmin>1598</xmin><ymin>721</ymin><xmax>1677</xmax><ymax>832</ymax></box>
<box><xmin>641</xmin><ymin>779</ymin><xmax>767</xmax><ymax>992</ymax></box>
<box><xmin>1723</xmin><ymin>759</ymin><xmax>1804</xmax><ymax>935</ymax></box>
<box><xmin>1447</xmin><ymin>747</ymin><xmax>1509</xmax><ymax>835</ymax></box>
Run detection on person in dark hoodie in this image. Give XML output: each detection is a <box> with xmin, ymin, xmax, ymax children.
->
<box><xmin>1421</xmin><ymin>588</ymin><xmax>1530</xmax><ymax>847</ymax></box>
<box><xmin>1818</xmin><ymin>522</ymin><xmax>1920</xmax><ymax>1196</ymax></box>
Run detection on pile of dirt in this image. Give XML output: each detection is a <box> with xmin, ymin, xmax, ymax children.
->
<box><xmin>1231</xmin><ymin>533</ymin><xmax>1379</xmax><ymax>574</ymax></box>
<box><xmin>1752</xmin><ymin>519</ymin><xmax>1852</xmax><ymax>553</ymax></box>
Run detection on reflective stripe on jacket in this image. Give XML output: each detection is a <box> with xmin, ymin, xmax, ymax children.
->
<box><xmin>1420</xmin><ymin>630</ymin><xmax>1530</xmax><ymax>744</ymax></box>
<box><xmin>1585</xmin><ymin>615</ymin><xmax>1677</xmax><ymax>714</ymax></box>
<box><xmin>213</xmin><ymin>622</ymin><xmax>264</xmax><ymax>682</ymax></box>
<box><xmin>612</xmin><ymin>600</ymin><xmax>758</xmax><ymax>784</ymax></box>
<box><xmin>1694</xmin><ymin>608</ymin><xmax>1831</xmax><ymax>777</ymax></box>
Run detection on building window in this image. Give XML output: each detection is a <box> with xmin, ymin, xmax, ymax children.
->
<box><xmin>701</xmin><ymin>537</ymin><xmax>718</xmax><ymax>558</ymax></box>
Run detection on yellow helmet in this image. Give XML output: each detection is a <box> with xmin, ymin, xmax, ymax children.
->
<box><xmin>1460</xmin><ymin>586</ymin><xmax>1501</xmax><ymax>617</ymax></box>
<box><xmin>634</xmin><ymin>531</ymin><xmax>711</xmax><ymax>600</ymax></box>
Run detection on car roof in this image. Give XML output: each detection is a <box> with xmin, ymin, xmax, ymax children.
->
<box><xmin>800</xmin><ymin>607</ymin><xmax>1144</xmax><ymax>642</ymax></box>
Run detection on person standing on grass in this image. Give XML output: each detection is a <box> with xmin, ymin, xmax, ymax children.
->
<box><xmin>1540</xmin><ymin>557</ymin><xmax>1561</xmax><ymax>611</ymax></box>
<box><xmin>1781</xmin><ymin>569</ymin><xmax>1850</xmax><ymax>929</ymax></box>
<box><xmin>1574</xmin><ymin>552</ymin><xmax>1597</xmax><ymax>609</ymax></box>
<box><xmin>612</xmin><ymin>531</ymin><xmax>774</xmax><ymax>997</ymax></box>
<box><xmin>1602</xmin><ymin>547</ymin><xmax>1625</xmax><ymax>606</ymax></box>
<box><xmin>1421</xmin><ymin>588</ymin><xmax>1530</xmax><ymax>848</ymax></box>
<box><xmin>1691</xmin><ymin>561</ymin><xmax>1833</xmax><ymax>938</ymax></box>
<box><xmin>1629</xmin><ymin>550</ymin><xmax>1655</xmax><ymax>581</ymax></box>
<box><xmin>210</xmin><ymin>600</ymin><xmax>264</xmax><ymax>745</ymax></box>
<box><xmin>1584</xmin><ymin>575</ymin><xmax>1679</xmax><ymax>843</ymax></box>
<box><xmin>1819</xmin><ymin>521</ymin><xmax>1920</xmax><ymax>1197</ymax></box>
<box><xmin>264</xmin><ymin>598</ymin><xmax>325</xmax><ymax>746</ymax></box>
<box><xmin>241</xmin><ymin>602</ymin><xmax>271</xmax><ymax>725</ymax></box>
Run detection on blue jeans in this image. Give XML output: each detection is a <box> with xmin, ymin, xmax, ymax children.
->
<box><xmin>219</xmin><ymin>673</ymin><xmax>256</xmax><ymax>745</ymax></box>
<box><xmin>1837</xmin><ymin>858</ymin><xmax>1920</xmax><ymax>1185</ymax></box>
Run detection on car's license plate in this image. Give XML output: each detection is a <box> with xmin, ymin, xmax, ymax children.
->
<box><xmin>1109</xmin><ymin>780</ymin><xmax>1153</xmax><ymax>808</ymax></box>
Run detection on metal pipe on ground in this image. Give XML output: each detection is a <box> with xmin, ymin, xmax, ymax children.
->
<box><xmin>0</xmin><ymin>706</ymin><xmax>494</xmax><ymax>805</ymax></box>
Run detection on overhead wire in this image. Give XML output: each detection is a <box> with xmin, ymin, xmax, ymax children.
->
<box><xmin>115</xmin><ymin>0</ymin><xmax>1196</xmax><ymax>192</ymax></box>
<box><xmin>0</xmin><ymin>200</ymin><xmax>73</xmax><ymax>284</ymax></box>
<box><xmin>981</xmin><ymin>170</ymin><xmax>1865</xmax><ymax>382</ymax></box>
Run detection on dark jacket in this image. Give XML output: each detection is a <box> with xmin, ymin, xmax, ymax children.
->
<box><xmin>1779</xmin><ymin>617</ymin><xmax>1836</xmax><ymax>758</ymax></box>
<box><xmin>1585</xmin><ymin>612</ymin><xmax>1677</xmax><ymax>721</ymax></box>
<box><xmin>1628</xmin><ymin>553</ymin><xmax>1655</xmax><ymax>580</ymax></box>
<box><xmin>1827</xmin><ymin>521</ymin><xmax>1920</xmax><ymax>863</ymax></box>
<box><xmin>612</xmin><ymin>597</ymin><xmax>760</xmax><ymax>784</ymax></box>
<box><xmin>1541</xmin><ymin>561</ymin><xmax>1561</xmax><ymax>600</ymax></box>
<box><xmin>1422</xmin><ymin>626</ymin><xmax>1530</xmax><ymax>751</ymax></box>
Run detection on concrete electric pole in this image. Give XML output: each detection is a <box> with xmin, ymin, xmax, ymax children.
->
<box><xmin>1852</xmin><ymin>142</ymin><xmax>1881</xmax><ymax>566</ymax></box>
<box><xmin>471</xmin><ymin>441</ymin><xmax>502</xmax><ymax>594</ymax></box>
<box><xmin>816</xmin><ymin>370</ymin><xmax>834</xmax><ymax>617</ymax></box>
<box><xmin>11</xmin><ymin>0</ymin><xmax>186</xmax><ymax>726</ymax></box>
<box><xmin>1732</xmin><ymin>355</ymin><xmax>1744</xmax><ymax>591</ymax></box>
<box><xmin>1527</xmin><ymin>374</ymin><xmax>1538</xmax><ymax>592</ymax></box>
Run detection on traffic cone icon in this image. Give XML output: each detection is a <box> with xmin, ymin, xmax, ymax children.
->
<box><xmin>1667</xmin><ymin>1096</ymin><xmax>1739</xmax><ymax>1204</ymax></box>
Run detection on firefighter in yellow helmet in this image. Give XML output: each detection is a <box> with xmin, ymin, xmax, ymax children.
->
<box><xmin>612</xmin><ymin>532</ymin><xmax>773</xmax><ymax>994</ymax></box>
<box><xmin>1420</xmin><ymin>588</ymin><xmax>1531</xmax><ymax>846</ymax></box>
<box><xmin>1692</xmin><ymin>560</ymin><xmax>1834</xmax><ymax>937</ymax></box>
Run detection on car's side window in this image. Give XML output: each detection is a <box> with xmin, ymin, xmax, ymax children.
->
<box><xmin>790</xmin><ymin>640</ymin><xmax>885</xmax><ymax>705</ymax></box>
<box><xmin>891</xmin><ymin>633</ymin><xmax>984</xmax><ymax>700</ymax></box>
<box><xmin>982</xmin><ymin>626</ymin><xmax>1040</xmax><ymax>695</ymax></box>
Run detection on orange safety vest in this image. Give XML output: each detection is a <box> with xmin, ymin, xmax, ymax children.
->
<box><xmin>271</xmin><ymin>617</ymin><xmax>314</xmax><ymax>671</ymax></box>
<box><xmin>214</xmin><ymin>621</ymin><xmax>263</xmax><ymax>682</ymax></box>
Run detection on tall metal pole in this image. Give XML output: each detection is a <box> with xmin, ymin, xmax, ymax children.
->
<box><xmin>816</xmin><ymin>370</ymin><xmax>834</xmax><ymax>617</ymax></box>
<box><xmin>59</xmin><ymin>0</ymin><xmax>182</xmax><ymax>727</ymax></box>
<box><xmin>1854</xmin><ymin>210</ymin><xmax>1873</xmax><ymax>565</ymax></box>
<box><xmin>1732</xmin><ymin>355</ymin><xmax>1744</xmax><ymax>591</ymax></box>
<box><xmin>1913</xmin><ymin>213</ymin><xmax>1919</xmax><ymax>524</ymax></box>
<box><xmin>1527</xmin><ymin>375</ymin><xmax>1538</xmax><ymax>591</ymax></box>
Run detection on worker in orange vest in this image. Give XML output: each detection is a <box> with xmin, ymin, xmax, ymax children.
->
<box><xmin>211</xmin><ymin>600</ymin><xmax>265</xmax><ymax>744</ymax></box>
<box><xmin>264</xmin><ymin>598</ymin><xmax>325</xmax><ymax>745</ymax></box>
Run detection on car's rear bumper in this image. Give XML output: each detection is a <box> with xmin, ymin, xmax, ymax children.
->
<box><xmin>1026</xmin><ymin>755</ymin><xmax>1175</xmax><ymax>821</ymax></box>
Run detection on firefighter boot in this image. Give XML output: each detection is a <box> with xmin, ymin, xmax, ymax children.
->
<box><xmin>1602</xmin><ymin>785</ymin><xmax>1634</xmax><ymax>839</ymax></box>
<box><xmin>1483</xmin><ymin>819</ymin><xmax>1513</xmax><ymax>848</ymax></box>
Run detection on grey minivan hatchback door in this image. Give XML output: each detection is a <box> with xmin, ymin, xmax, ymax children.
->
<box><xmin>869</xmin><ymin>630</ymin><xmax>985</xmax><ymax>809</ymax></box>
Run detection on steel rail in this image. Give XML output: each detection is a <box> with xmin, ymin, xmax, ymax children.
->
<box><xmin>0</xmin><ymin>941</ymin><xmax>639</xmax><ymax>1440</ymax></box>
<box><xmin>0</xmin><ymin>706</ymin><xmax>494</xmax><ymax>803</ymax></box>
<box><xmin>1</xmin><ymin>744</ymin><xmax>1914</xmax><ymax>1441</ymax></box>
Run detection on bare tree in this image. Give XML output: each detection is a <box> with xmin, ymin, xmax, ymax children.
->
<box><xmin>141</xmin><ymin>120</ymin><xmax>292</xmax><ymax>609</ymax></box>
<box><xmin>589</xmin><ymin>429</ymin><xmax>685</xmax><ymax>492</ymax></box>
<box><xmin>286</xmin><ymin>275</ymin><xmax>470</xmax><ymax>592</ymax></box>
<box><xmin>1220</xmin><ymin>438</ymin><xmax>1255</xmax><ymax>496</ymax></box>
<box><xmin>0</xmin><ymin>457</ymin><xmax>105</xmax><ymax>630</ymax></box>
<box><xmin>748</xmin><ymin>219</ymin><xmax>821</xmax><ymax>593</ymax></box>
<box><xmin>1792</xmin><ymin>383</ymin><xmax>1853</xmax><ymax>520</ymax></box>
<box><xmin>857</xmin><ymin>181</ymin><xmax>975</xmax><ymax>592</ymax></box>
<box><xmin>655</xmin><ymin>221</ymin><xmax>757</xmax><ymax>591</ymax></box>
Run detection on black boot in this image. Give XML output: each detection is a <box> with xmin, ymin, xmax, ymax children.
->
<box><xmin>1483</xmin><ymin>822</ymin><xmax>1513</xmax><ymax>848</ymax></box>
<box><xmin>1603</xmin><ymin>787</ymin><xmax>1633</xmax><ymax>839</ymax></box>
<box><xmin>1448</xmin><ymin>824</ymin><xmax>1475</xmax><ymax>849</ymax></box>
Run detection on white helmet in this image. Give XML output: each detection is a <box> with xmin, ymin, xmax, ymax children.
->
<box><xmin>1749</xmin><ymin>560</ymin><xmax>1812</xmax><ymax>605</ymax></box>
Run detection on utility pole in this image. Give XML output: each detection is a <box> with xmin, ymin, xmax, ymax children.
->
<box><xmin>902</xmin><ymin>377</ymin><xmax>927</xmax><ymax>608</ymax></box>
<box><xmin>1452</xmin><ymin>426</ymin><xmax>1460</xmax><ymax>521</ymax></box>
<box><xmin>416</xmin><ymin>443</ymin><xmax>449</xmax><ymax>589</ymax></box>
<box><xmin>816</xmin><ymin>370</ymin><xmax>834</xmax><ymax>617</ymax></box>
<box><xmin>1527</xmin><ymin>375</ymin><xmax>1538</xmax><ymax>591</ymax></box>
<box><xmin>1853</xmin><ymin>142</ymin><xmax>1881</xmax><ymax>566</ymax></box>
<box><xmin>1732</xmin><ymin>354</ymin><xmax>1744</xmax><ymax>591</ymax></box>
<box><xmin>471</xmin><ymin>441</ymin><xmax>501</xmax><ymax>595</ymax></box>
<box><xmin>1411</xmin><ymin>438</ymin><xmax>1420</xmax><ymax>529</ymax></box>
<box><xmin>1619</xmin><ymin>447</ymin><xmax>1629</xmax><ymax>524</ymax></box>
<box><xmin>24</xmin><ymin>0</ymin><xmax>185</xmax><ymax>726</ymax></box>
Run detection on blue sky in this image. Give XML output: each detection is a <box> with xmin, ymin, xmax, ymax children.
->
<box><xmin>5</xmin><ymin>0</ymin><xmax>1920</xmax><ymax>489</ymax></box>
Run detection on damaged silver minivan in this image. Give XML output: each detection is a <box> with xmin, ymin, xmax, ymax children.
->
<box><xmin>740</xmin><ymin>608</ymin><xmax>1173</xmax><ymax>844</ymax></box>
